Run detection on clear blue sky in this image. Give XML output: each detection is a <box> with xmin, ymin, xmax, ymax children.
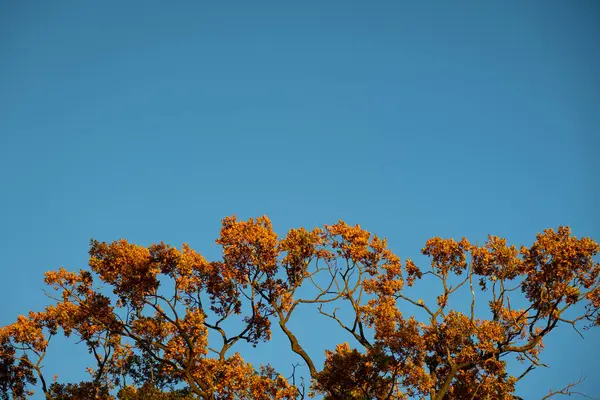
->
<box><xmin>1</xmin><ymin>1</ymin><xmax>598</xmax><ymax>398</ymax></box>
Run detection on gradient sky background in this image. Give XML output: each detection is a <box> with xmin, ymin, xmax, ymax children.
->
<box><xmin>1</xmin><ymin>1</ymin><xmax>599</xmax><ymax>398</ymax></box>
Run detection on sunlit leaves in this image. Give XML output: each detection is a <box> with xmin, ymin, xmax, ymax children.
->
<box><xmin>1</xmin><ymin>218</ymin><xmax>599</xmax><ymax>399</ymax></box>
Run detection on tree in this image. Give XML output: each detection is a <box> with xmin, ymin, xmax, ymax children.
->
<box><xmin>1</xmin><ymin>216</ymin><xmax>599</xmax><ymax>399</ymax></box>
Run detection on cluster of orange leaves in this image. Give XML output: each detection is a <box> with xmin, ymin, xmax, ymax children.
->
<box><xmin>1</xmin><ymin>217</ymin><xmax>599</xmax><ymax>400</ymax></box>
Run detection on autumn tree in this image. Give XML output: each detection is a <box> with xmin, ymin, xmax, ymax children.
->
<box><xmin>1</xmin><ymin>216</ymin><xmax>599</xmax><ymax>399</ymax></box>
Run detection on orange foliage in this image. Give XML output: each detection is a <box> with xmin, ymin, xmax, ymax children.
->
<box><xmin>1</xmin><ymin>218</ymin><xmax>599</xmax><ymax>399</ymax></box>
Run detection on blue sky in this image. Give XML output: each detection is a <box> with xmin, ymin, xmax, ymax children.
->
<box><xmin>1</xmin><ymin>1</ymin><xmax>599</xmax><ymax>398</ymax></box>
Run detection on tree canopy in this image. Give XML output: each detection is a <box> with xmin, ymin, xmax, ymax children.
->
<box><xmin>1</xmin><ymin>216</ymin><xmax>599</xmax><ymax>399</ymax></box>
